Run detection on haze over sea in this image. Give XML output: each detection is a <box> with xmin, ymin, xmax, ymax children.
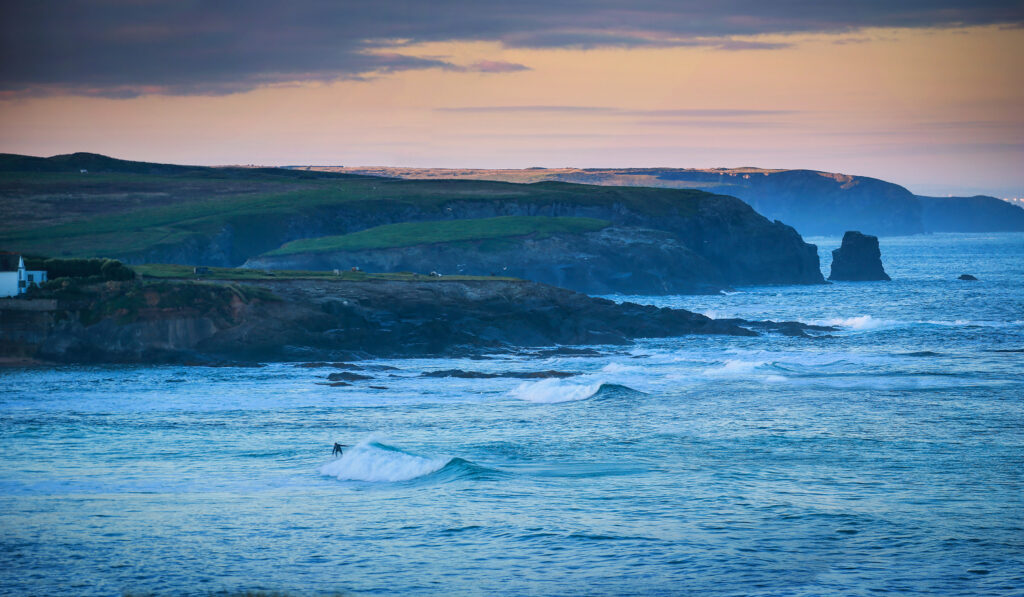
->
<box><xmin>1</xmin><ymin>233</ymin><xmax>1022</xmax><ymax>596</ymax></box>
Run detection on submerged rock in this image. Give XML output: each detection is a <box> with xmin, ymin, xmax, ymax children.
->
<box><xmin>421</xmin><ymin>369</ymin><xmax>578</xmax><ymax>379</ymax></box>
<box><xmin>326</xmin><ymin>372</ymin><xmax>372</xmax><ymax>382</ymax></box>
<box><xmin>828</xmin><ymin>231</ymin><xmax>890</xmax><ymax>281</ymax></box>
<box><xmin>296</xmin><ymin>361</ymin><xmax>364</xmax><ymax>369</ymax></box>
<box><xmin>958</xmin><ymin>274</ymin><xmax>978</xmax><ymax>281</ymax></box>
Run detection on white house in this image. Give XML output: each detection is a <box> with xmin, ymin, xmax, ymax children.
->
<box><xmin>0</xmin><ymin>253</ymin><xmax>47</xmax><ymax>297</ymax></box>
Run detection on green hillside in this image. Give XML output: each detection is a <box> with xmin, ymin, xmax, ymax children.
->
<box><xmin>266</xmin><ymin>216</ymin><xmax>611</xmax><ymax>255</ymax></box>
<box><xmin>0</xmin><ymin>153</ymin><xmax>716</xmax><ymax>263</ymax></box>
<box><xmin>131</xmin><ymin>263</ymin><xmax>516</xmax><ymax>282</ymax></box>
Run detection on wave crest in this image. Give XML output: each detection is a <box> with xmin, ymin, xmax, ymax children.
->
<box><xmin>823</xmin><ymin>315</ymin><xmax>887</xmax><ymax>330</ymax></box>
<box><xmin>509</xmin><ymin>379</ymin><xmax>642</xmax><ymax>403</ymax></box>
<box><xmin>318</xmin><ymin>441</ymin><xmax>450</xmax><ymax>483</ymax></box>
<box><xmin>702</xmin><ymin>359</ymin><xmax>767</xmax><ymax>377</ymax></box>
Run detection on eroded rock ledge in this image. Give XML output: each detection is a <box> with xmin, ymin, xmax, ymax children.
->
<box><xmin>0</xmin><ymin>277</ymin><xmax>830</xmax><ymax>364</ymax></box>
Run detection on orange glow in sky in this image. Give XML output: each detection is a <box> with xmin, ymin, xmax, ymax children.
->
<box><xmin>1</xmin><ymin>25</ymin><xmax>1021</xmax><ymax>197</ymax></box>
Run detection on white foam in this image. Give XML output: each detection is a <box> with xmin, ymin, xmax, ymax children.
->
<box><xmin>508</xmin><ymin>378</ymin><xmax>603</xmax><ymax>403</ymax></box>
<box><xmin>823</xmin><ymin>315</ymin><xmax>887</xmax><ymax>330</ymax></box>
<box><xmin>600</xmin><ymin>362</ymin><xmax>640</xmax><ymax>374</ymax></box>
<box><xmin>318</xmin><ymin>441</ymin><xmax>448</xmax><ymax>482</ymax></box>
<box><xmin>702</xmin><ymin>359</ymin><xmax>767</xmax><ymax>377</ymax></box>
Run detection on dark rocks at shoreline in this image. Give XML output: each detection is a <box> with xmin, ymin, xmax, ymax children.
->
<box><xmin>720</xmin><ymin>319</ymin><xmax>836</xmax><ymax>338</ymax></box>
<box><xmin>958</xmin><ymin>274</ymin><xmax>979</xmax><ymax>281</ymax></box>
<box><xmin>828</xmin><ymin>231</ymin><xmax>891</xmax><ymax>281</ymax></box>
<box><xmin>0</xmin><ymin>277</ymin><xmax>784</xmax><ymax>364</ymax></box>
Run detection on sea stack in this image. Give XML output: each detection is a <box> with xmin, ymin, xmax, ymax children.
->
<box><xmin>828</xmin><ymin>231</ymin><xmax>890</xmax><ymax>281</ymax></box>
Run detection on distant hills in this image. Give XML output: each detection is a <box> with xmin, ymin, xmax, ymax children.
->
<box><xmin>307</xmin><ymin>166</ymin><xmax>1024</xmax><ymax>237</ymax></box>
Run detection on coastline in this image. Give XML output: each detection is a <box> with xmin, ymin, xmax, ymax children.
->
<box><xmin>2</xmin><ymin>275</ymin><xmax>793</xmax><ymax>365</ymax></box>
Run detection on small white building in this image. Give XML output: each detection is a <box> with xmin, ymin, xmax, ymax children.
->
<box><xmin>0</xmin><ymin>253</ymin><xmax>48</xmax><ymax>298</ymax></box>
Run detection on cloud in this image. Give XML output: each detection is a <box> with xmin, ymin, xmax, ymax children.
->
<box><xmin>1</xmin><ymin>0</ymin><xmax>1020</xmax><ymax>97</ymax></box>
<box><xmin>634</xmin><ymin>119</ymin><xmax>790</xmax><ymax>128</ymax></box>
<box><xmin>436</xmin><ymin>105</ymin><xmax>616</xmax><ymax>113</ymax></box>
<box><xmin>436</xmin><ymin>106</ymin><xmax>800</xmax><ymax>118</ymax></box>
<box><xmin>618</xmin><ymin>109</ymin><xmax>799</xmax><ymax>117</ymax></box>
<box><xmin>712</xmin><ymin>40</ymin><xmax>793</xmax><ymax>51</ymax></box>
<box><xmin>463</xmin><ymin>60</ymin><xmax>532</xmax><ymax>73</ymax></box>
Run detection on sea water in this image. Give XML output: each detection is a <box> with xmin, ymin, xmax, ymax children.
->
<box><xmin>1</xmin><ymin>233</ymin><xmax>1022</xmax><ymax>596</ymax></box>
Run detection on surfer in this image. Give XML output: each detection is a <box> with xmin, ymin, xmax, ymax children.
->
<box><xmin>332</xmin><ymin>442</ymin><xmax>348</xmax><ymax>456</ymax></box>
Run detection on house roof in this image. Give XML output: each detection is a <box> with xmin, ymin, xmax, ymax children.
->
<box><xmin>0</xmin><ymin>252</ymin><xmax>22</xmax><ymax>272</ymax></box>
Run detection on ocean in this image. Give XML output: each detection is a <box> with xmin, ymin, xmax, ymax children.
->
<box><xmin>1</xmin><ymin>233</ymin><xmax>1022</xmax><ymax>596</ymax></box>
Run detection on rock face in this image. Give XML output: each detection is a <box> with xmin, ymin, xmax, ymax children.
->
<box><xmin>828</xmin><ymin>231</ymin><xmax>890</xmax><ymax>281</ymax></box>
<box><xmin>246</xmin><ymin>226</ymin><xmax>731</xmax><ymax>295</ymax></box>
<box><xmin>228</xmin><ymin>186</ymin><xmax>826</xmax><ymax>290</ymax></box>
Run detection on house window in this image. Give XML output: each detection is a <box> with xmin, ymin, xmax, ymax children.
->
<box><xmin>18</xmin><ymin>280</ymin><xmax>26</xmax><ymax>288</ymax></box>
<box><xmin>27</xmin><ymin>274</ymin><xmax>34</xmax><ymax>282</ymax></box>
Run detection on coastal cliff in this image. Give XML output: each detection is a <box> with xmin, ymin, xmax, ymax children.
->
<box><xmin>0</xmin><ymin>154</ymin><xmax>825</xmax><ymax>293</ymax></box>
<box><xmin>326</xmin><ymin>165</ymin><xmax>1024</xmax><ymax>237</ymax></box>
<box><xmin>245</xmin><ymin>221</ymin><xmax>731</xmax><ymax>295</ymax></box>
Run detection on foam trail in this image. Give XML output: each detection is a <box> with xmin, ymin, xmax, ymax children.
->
<box><xmin>823</xmin><ymin>315</ymin><xmax>887</xmax><ymax>330</ymax></box>
<box><xmin>318</xmin><ymin>440</ymin><xmax>448</xmax><ymax>482</ymax></box>
<box><xmin>509</xmin><ymin>378</ymin><xmax>603</xmax><ymax>403</ymax></box>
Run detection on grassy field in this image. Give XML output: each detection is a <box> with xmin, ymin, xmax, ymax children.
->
<box><xmin>0</xmin><ymin>152</ymin><xmax>721</xmax><ymax>263</ymax></box>
<box><xmin>132</xmin><ymin>263</ymin><xmax>518</xmax><ymax>282</ymax></box>
<box><xmin>266</xmin><ymin>216</ymin><xmax>611</xmax><ymax>255</ymax></box>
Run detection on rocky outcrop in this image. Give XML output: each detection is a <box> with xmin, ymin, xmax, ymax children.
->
<box><xmin>246</xmin><ymin>226</ymin><xmax>731</xmax><ymax>295</ymax></box>
<box><xmin>2</xmin><ymin>277</ymin><xmax>772</xmax><ymax>364</ymax></box>
<box><xmin>828</xmin><ymin>231</ymin><xmax>890</xmax><ymax>281</ymax></box>
<box><xmin>958</xmin><ymin>274</ymin><xmax>979</xmax><ymax>281</ymax></box>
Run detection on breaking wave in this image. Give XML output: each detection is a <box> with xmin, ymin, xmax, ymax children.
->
<box><xmin>509</xmin><ymin>378</ymin><xmax>643</xmax><ymax>403</ymax></box>
<box><xmin>822</xmin><ymin>315</ymin><xmax>889</xmax><ymax>330</ymax></box>
<box><xmin>702</xmin><ymin>359</ymin><xmax>767</xmax><ymax>377</ymax></box>
<box><xmin>318</xmin><ymin>440</ymin><xmax>492</xmax><ymax>483</ymax></box>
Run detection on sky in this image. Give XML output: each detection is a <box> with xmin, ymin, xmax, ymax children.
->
<box><xmin>1</xmin><ymin>1</ymin><xmax>1022</xmax><ymax>197</ymax></box>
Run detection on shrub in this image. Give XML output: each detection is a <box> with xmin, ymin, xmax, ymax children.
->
<box><xmin>43</xmin><ymin>258</ymin><xmax>104</xmax><ymax>278</ymax></box>
<box><xmin>37</xmin><ymin>257</ymin><xmax>136</xmax><ymax>280</ymax></box>
<box><xmin>100</xmin><ymin>259</ymin><xmax>136</xmax><ymax>281</ymax></box>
